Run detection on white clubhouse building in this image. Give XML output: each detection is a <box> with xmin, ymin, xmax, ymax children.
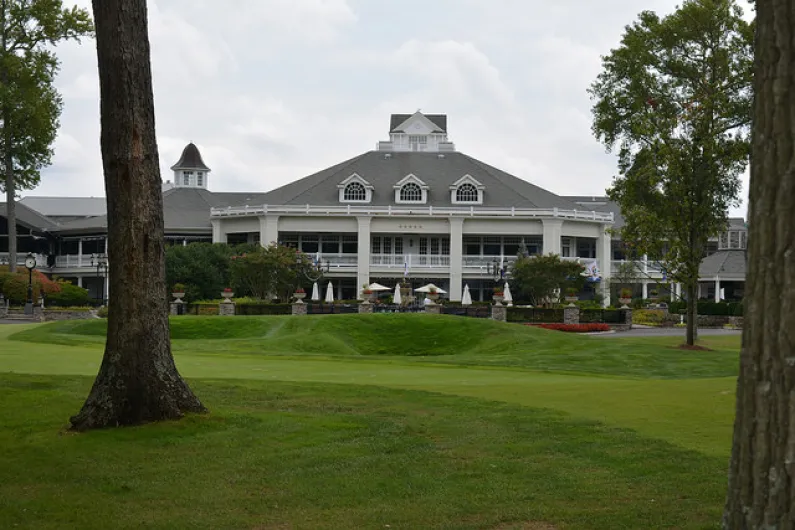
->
<box><xmin>1</xmin><ymin>111</ymin><xmax>747</xmax><ymax>304</ymax></box>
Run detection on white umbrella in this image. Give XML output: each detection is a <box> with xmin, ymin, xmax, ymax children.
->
<box><xmin>393</xmin><ymin>284</ymin><xmax>402</xmax><ymax>305</ymax></box>
<box><xmin>311</xmin><ymin>282</ymin><xmax>320</xmax><ymax>301</ymax></box>
<box><xmin>414</xmin><ymin>283</ymin><xmax>447</xmax><ymax>294</ymax></box>
<box><xmin>367</xmin><ymin>282</ymin><xmax>391</xmax><ymax>291</ymax></box>
<box><xmin>504</xmin><ymin>282</ymin><xmax>513</xmax><ymax>306</ymax></box>
<box><xmin>325</xmin><ymin>282</ymin><xmax>334</xmax><ymax>303</ymax></box>
<box><xmin>462</xmin><ymin>284</ymin><xmax>472</xmax><ymax>306</ymax></box>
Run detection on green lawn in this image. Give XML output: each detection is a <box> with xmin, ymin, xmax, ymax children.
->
<box><xmin>0</xmin><ymin>315</ymin><xmax>741</xmax><ymax>529</ymax></box>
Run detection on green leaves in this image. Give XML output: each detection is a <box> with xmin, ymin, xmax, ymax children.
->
<box><xmin>590</xmin><ymin>0</ymin><xmax>752</xmax><ymax>289</ymax></box>
<box><xmin>0</xmin><ymin>0</ymin><xmax>93</xmax><ymax>194</ymax></box>
<box><xmin>510</xmin><ymin>254</ymin><xmax>586</xmax><ymax>307</ymax></box>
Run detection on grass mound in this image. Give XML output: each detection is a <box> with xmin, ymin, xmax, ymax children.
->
<box><xmin>10</xmin><ymin>314</ymin><xmax>741</xmax><ymax>378</ymax></box>
<box><xmin>0</xmin><ymin>373</ymin><xmax>728</xmax><ymax>529</ymax></box>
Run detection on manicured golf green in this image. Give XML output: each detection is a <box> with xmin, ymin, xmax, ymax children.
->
<box><xmin>0</xmin><ymin>315</ymin><xmax>740</xmax><ymax>529</ymax></box>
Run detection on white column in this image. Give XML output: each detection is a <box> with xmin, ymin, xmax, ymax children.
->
<box><xmin>258</xmin><ymin>215</ymin><xmax>280</xmax><ymax>247</ymax></box>
<box><xmin>77</xmin><ymin>276</ymin><xmax>83</xmax><ymax>288</ymax></box>
<box><xmin>714</xmin><ymin>278</ymin><xmax>721</xmax><ymax>302</ymax></box>
<box><xmin>596</xmin><ymin>224</ymin><xmax>612</xmax><ymax>307</ymax></box>
<box><xmin>641</xmin><ymin>282</ymin><xmax>649</xmax><ymax>300</ymax></box>
<box><xmin>356</xmin><ymin>216</ymin><xmax>371</xmax><ymax>299</ymax></box>
<box><xmin>448</xmin><ymin>217</ymin><xmax>464</xmax><ymax>302</ymax></box>
<box><xmin>211</xmin><ymin>219</ymin><xmax>226</xmax><ymax>243</ymax></box>
<box><xmin>542</xmin><ymin>219</ymin><xmax>563</xmax><ymax>255</ymax></box>
<box><xmin>78</xmin><ymin>238</ymin><xmax>83</xmax><ymax>267</ymax></box>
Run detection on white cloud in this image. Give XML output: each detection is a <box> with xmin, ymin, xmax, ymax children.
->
<box><xmin>33</xmin><ymin>0</ymin><xmax>748</xmax><ymax>218</ymax></box>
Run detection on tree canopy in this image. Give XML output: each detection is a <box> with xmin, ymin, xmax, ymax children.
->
<box><xmin>0</xmin><ymin>1</ymin><xmax>93</xmax><ymax>271</ymax></box>
<box><xmin>589</xmin><ymin>0</ymin><xmax>753</xmax><ymax>344</ymax></box>
<box><xmin>510</xmin><ymin>254</ymin><xmax>585</xmax><ymax>307</ymax></box>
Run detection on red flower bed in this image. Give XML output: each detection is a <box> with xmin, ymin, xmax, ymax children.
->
<box><xmin>526</xmin><ymin>323</ymin><xmax>611</xmax><ymax>333</ymax></box>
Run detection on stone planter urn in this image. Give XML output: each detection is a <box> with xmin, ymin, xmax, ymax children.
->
<box><xmin>172</xmin><ymin>292</ymin><xmax>185</xmax><ymax>302</ymax></box>
<box><xmin>565</xmin><ymin>296</ymin><xmax>578</xmax><ymax>303</ymax></box>
<box><xmin>619</xmin><ymin>297</ymin><xmax>632</xmax><ymax>308</ymax></box>
<box><xmin>493</xmin><ymin>294</ymin><xmax>504</xmax><ymax>306</ymax></box>
<box><xmin>221</xmin><ymin>291</ymin><xmax>234</xmax><ymax>301</ymax></box>
<box><xmin>428</xmin><ymin>292</ymin><xmax>439</xmax><ymax>302</ymax></box>
<box><xmin>293</xmin><ymin>292</ymin><xmax>306</xmax><ymax>304</ymax></box>
<box><xmin>362</xmin><ymin>291</ymin><xmax>374</xmax><ymax>303</ymax></box>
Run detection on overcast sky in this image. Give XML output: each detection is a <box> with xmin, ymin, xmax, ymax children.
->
<box><xmin>38</xmin><ymin>0</ymin><xmax>752</xmax><ymax>217</ymax></box>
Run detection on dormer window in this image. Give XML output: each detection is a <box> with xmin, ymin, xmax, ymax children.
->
<box><xmin>183</xmin><ymin>171</ymin><xmax>193</xmax><ymax>186</ymax></box>
<box><xmin>450</xmin><ymin>175</ymin><xmax>484</xmax><ymax>205</ymax></box>
<box><xmin>456</xmin><ymin>183</ymin><xmax>478</xmax><ymax>202</ymax></box>
<box><xmin>394</xmin><ymin>174</ymin><xmax>429</xmax><ymax>204</ymax></box>
<box><xmin>338</xmin><ymin>173</ymin><xmax>373</xmax><ymax>203</ymax></box>
<box><xmin>344</xmin><ymin>182</ymin><xmax>366</xmax><ymax>201</ymax></box>
<box><xmin>197</xmin><ymin>172</ymin><xmax>204</xmax><ymax>187</ymax></box>
<box><xmin>400</xmin><ymin>183</ymin><xmax>422</xmax><ymax>201</ymax></box>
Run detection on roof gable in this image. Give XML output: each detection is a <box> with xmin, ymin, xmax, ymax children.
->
<box><xmin>394</xmin><ymin>173</ymin><xmax>429</xmax><ymax>189</ymax></box>
<box><xmin>390</xmin><ymin>112</ymin><xmax>447</xmax><ymax>133</ymax></box>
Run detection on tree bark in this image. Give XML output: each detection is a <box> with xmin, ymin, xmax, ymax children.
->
<box><xmin>686</xmin><ymin>281</ymin><xmax>698</xmax><ymax>346</ymax></box>
<box><xmin>1</xmin><ymin>0</ymin><xmax>16</xmax><ymax>274</ymax></box>
<box><xmin>723</xmin><ymin>0</ymin><xmax>795</xmax><ymax>527</ymax></box>
<box><xmin>70</xmin><ymin>0</ymin><xmax>205</xmax><ymax>431</ymax></box>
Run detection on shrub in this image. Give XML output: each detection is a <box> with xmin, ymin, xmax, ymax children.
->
<box><xmin>633</xmin><ymin>309</ymin><xmax>667</xmax><ymax>326</ymax></box>
<box><xmin>47</xmin><ymin>282</ymin><xmax>91</xmax><ymax>307</ymax></box>
<box><xmin>668</xmin><ymin>301</ymin><xmax>743</xmax><ymax>316</ymax></box>
<box><xmin>526</xmin><ymin>323</ymin><xmax>611</xmax><ymax>333</ymax></box>
<box><xmin>97</xmin><ymin>306</ymin><xmax>109</xmax><ymax>318</ymax></box>
<box><xmin>0</xmin><ymin>266</ymin><xmax>61</xmax><ymax>304</ymax></box>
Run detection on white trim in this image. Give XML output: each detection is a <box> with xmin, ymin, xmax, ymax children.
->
<box><xmin>211</xmin><ymin>204</ymin><xmax>615</xmax><ymax>223</ymax></box>
<box><xmin>337</xmin><ymin>173</ymin><xmax>374</xmax><ymax>204</ymax></box>
<box><xmin>394</xmin><ymin>174</ymin><xmax>429</xmax><ymax>204</ymax></box>
<box><xmin>450</xmin><ymin>175</ymin><xmax>485</xmax><ymax>205</ymax></box>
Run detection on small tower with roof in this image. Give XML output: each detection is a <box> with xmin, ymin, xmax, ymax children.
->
<box><xmin>170</xmin><ymin>142</ymin><xmax>210</xmax><ymax>189</ymax></box>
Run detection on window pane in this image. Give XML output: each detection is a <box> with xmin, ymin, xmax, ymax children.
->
<box><xmin>301</xmin><ymin>235</ymin><xmax>318</xmax><ymax>253</ymax></box>
<box><xmin>342</xmin><ymin>234</ymin><xmax>358</xmax><ymax>254</ymax></box>
<box><xmin>383</xmin><ymin>237</ymin><xmax>392</xmax><ymax>254</ymax></box>
<box><xmin>371</xmin><ymin>236</ymin><xmax>381</xmax><ymax>254</ymax></box>
<box><xmin>394</xmin><ymin>238</ymin><xmax>403</xmax><ymax>254</ymax></box>
<box><xmin>321</xmin><ymin>235</ymin><xmax>339</xmax><ymax>254</ymax></box>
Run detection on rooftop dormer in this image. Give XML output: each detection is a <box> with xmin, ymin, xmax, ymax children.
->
<box><xmin>376</xmin><ymin>111</ymin><xmax>456</xmax><ymax>152</ymax></box>
<box><xmin>170</xmin><ymin>142</ymin><xmax>211</xmax><ymax>190</ymax></box>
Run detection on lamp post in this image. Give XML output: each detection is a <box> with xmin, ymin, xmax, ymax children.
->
<box><xmin>24</xmin><ymin>252</ymin><xmax>36</xmax><ymax>315</ymax></box>
<box><xmin>90</xmin><ymin>253</ymin><xmax>109</xmax><ymax>305</ymax></box>
<box><xmin>297</xmin><ymin>253</ymin><xmax>330</xmax><ymax>283</ymax></box>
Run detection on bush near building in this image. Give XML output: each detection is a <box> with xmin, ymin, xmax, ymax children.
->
<box><xmin>668</xmin><ymin>301</ymin><xmax>743</xmax><ymax>316</ymax></box>
<box><xmin>46</xmin><ymin>282</ymin><xmax>91</xmax><ymax>307</ymax></box>
<box><xmin>0</xmin><ymin>266</ymin><xmax>61</xmax><ymax>304</ymax></box>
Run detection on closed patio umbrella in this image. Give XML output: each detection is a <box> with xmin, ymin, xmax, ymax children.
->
<box><xmin>504</xmin><ymin>282</ymin><xmax>513</xmax><ymax>306</ymax></box>
<box><xmin>461</xmin><ymin>284</ymin><xmax>472</xmax><ymax>306</ymax></box>
<box><xmin>311</xmin><ymin>282</ymin><xmax>320</xmax><ymax>301</ymax></box>
<box><xmin>393</xmin><ymin>284</ymin><xmax>402</xmax><ymax>305</ymax></box>
<box><xmin>325</xmin><ymin>282</ymin><xmax>334</xmax><ymax>303</ymax></box>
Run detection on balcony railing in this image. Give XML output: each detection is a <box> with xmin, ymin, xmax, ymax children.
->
<box><xmin>371</xmin><ymin>254</ymin><xmax>450</xmax><ymax>268</ymax></box>
<box><xmin>323</xmin><ymin>254</ymin><xmax>358</xmax><ymax>269</ymax></box>
<box><xmin>0</xmin><ymin>253</ymin><xmax>48</xmax><ymax>268</ymax></box>
<box><xmin>211</xmin><ymin>204</ymin><xmax>615</xmax><ymax>223</ymax></box>
<box><xmin>611</xmin><ymin>259</ymin><xmax>666</xmax><ymax>277</ymax></box>
<box><xmin>462</xmin><ymin>255</ymin><xmax>519</xmax><ymax>268</ymax></box>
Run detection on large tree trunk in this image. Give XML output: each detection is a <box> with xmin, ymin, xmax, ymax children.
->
<box><xmin>70</xmin><ymin>0</ymin><xmax>205</xmax><ymax>431</ymax></box>
<box><xmin>723</xmin><ymin>0</ymin><xmax>795</xmax><ymax>526</ymax></box>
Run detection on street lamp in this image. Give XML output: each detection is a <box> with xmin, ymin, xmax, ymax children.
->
<box><xmin>297</xmin><ymin>253</ymin><xmax>330</xmax><ymax>283</ymax></box>
<box><xmin>90</xmin><ymin>253</ymin><xmax>109</xmax><ymax>305</ymax></box>
<box><xmin>24</xmin><ymin>253</ymin><xmax>36</xmax><ymax>315</ymax></box>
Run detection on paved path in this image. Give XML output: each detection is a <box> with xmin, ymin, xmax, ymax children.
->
<box><xmin>597</xmin><ymin>327</ymin><xmax>741</xmax><ymax>338</ymax></box>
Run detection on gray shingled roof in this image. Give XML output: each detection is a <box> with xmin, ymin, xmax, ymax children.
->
<box><xmin>390</xmin><ymin>114</ymin><xmax>447</xmax><ymax>133</ymax></box>
<box><xmin>0</xmin><ymin>201</ymin><xmax>59</xmax><ymax>231</ymax></box>
<box><xmin>253</xmin><ymin>151</ymin><xmax>582</xmax><ymax>209</ymax></box>
<box><xmin>170</xmin><ymin>143</ymin><xmax>210</xmax><ymax>171</ymax></box>
<box><xmin>564</xmin><ymin>196</ymin><xmax>625</xmax><ymax>229</ymax></box>
<box><xmin>19</xmin><ymin>196</ymin><xmax>106</xmax><ymax>217</ymax></box>
<box><xmin>699</xmin><ymin>250</ymin><xmax>747</xmax><ymax>278</ymax></box>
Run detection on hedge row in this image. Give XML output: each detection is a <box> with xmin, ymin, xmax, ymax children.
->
<box><xmin>526</xmin><ymin>323</ymin><xmax>611</xmax><ymax>333</ymax></box>
<box><xmin>668</xmin><ymin>301</ymin><xmax>743</xmax><ymax>316</ymax></box>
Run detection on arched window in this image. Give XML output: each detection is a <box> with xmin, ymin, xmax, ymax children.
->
<box><xmin>344</xmin><ymin>182</ymin><xmax>366</xmax><ymax>201</ymax></box>
<box><xmin>456</xmin><ymin>183</ymin><xmax>478</xmax><ymax>202</ymax></box>
<box><xmin>400</xmin><ymin>182</ymin><xmax>423</xmax><ymax>202</ymax></box>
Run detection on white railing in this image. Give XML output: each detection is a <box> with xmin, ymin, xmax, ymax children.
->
<box><xmin>611</xmin><ymin>259</ymin><xmax>666</xmax><ymax>277</ymax></box>
<box><xmin>462</xmin><ymin>255</ymin><xmax>519</xmax><ymax>268</ymax></box>
<box><xmin>324</xmin><ymin>254</ymin><xmax>358</xmax><ymax>269</ymax></box>
<box><xmin>211</xmin><ymin>204</ymin><xmax>614</xmax><ymax>223</ymax></box>
<box><xmin>0</xmin><ymin>253</ymin><xmax>48</xmax><ymax>268</ymax></box>
<box><xmin>371</xmin><ymin>254</ymin><xmax>451</xmax><ymax>268</ymax></box>
<box><xmin>55</xmin><ymin>255</ymin><xmax>86</xmax><ymax>268</ymax></box>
